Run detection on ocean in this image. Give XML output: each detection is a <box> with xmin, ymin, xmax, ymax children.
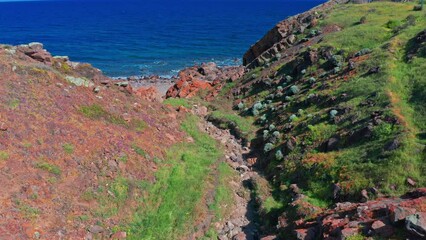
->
<box><xmin>0</xmin><ymin>0</ymin><xmax>325</xmax><ymax>77</ymax></box>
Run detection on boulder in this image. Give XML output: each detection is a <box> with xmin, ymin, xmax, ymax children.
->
<box><xmin>405</xmin><ymin>213</ymin><xmax>426</xmax><ymax>238</ymax></box>
<box><xmin>0</xmin><ymin>122</ymin><xmax>7</xmax><ymax>131</ymax></box>
<box><xmin>389</xmin><ymin>206</ymin><xmax>417</xmax><ymax>223</ymax></box>
<box><xmin>371</xmin><ymin>220</ymin><xmax>394</xmax><ymax>237</ymax></box>
<box><xmin>361</xmin><ymin>189</ymin><xmax>369</xmax><ymax>203</ymax></box>
<box><xmin>133</xmin><ymin>87</ymin><xmax>162</xmax><ymax>102</ymax></box>
<box><xmin>348</xmin><ymin>125</ymin><xmax>373</xmax><ymax>144</ymax></box>
<box><xmin>407</xmin><ymin>178</ymin><xmax>417</xmax><ymax>187</ymax></box>
<box><xmin>88</xmin><ymin>225</ymin><xmax>103</xmax><ymax>234</ymax></box>
<box><xmin>384</xmin><ymin>139</ymin><xmax>400</xmax><ymax>151</ymax></box>
<box><xmin>294</xmin><ymin>227</ymin><xmax>316</xmax><ymax>240</ymax></box>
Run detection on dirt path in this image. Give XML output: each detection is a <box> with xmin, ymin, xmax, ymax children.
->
<box><xmin>193</xmin><ymin>105</ymin><xmax>261</xmax><ymax>240</ymax></box>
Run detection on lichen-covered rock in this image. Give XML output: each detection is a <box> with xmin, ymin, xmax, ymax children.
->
<box><xmin>65</xmin><ymin>75</ymin><xmax>94</xmax><ymax>87</ymax></box>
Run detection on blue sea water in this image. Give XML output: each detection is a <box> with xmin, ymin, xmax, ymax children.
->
<box><xmin>0</xmin><ymin>0</ymin><xmax>324</xmax><ymax>77</ymax></box>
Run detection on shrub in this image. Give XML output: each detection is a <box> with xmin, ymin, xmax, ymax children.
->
<box><xmin>289</xmin><ymin>114</ymin><xmax>299</xmax><ymax>122</ymax></box>
<box><xmin>386</xmin><ymin>20</ymin><xmax>402</xmax><ymax>30</ymax></box>
<box><xmin>354</xmin><ymin>48</ymin><xmax>372</xmax><ymax>57</ymax></box>
<box><xmin>320</xmin><ymin>72</ymin><xmax>328</xmax><ymax>78</ymax></box>
<box><xmin>36</xmin><ymin>161</ymin><xmax>61</xmax><ymax>175</ymax></box>
<box><xmin>333</xmin><ymin>67</ymin><xmax>341</xmax><ymax>74</ymax></box>
<box><xmin>62</xmin><ymin>143</ymin><xmax>74</xmax><ymax>154</ymax></box>
<box><xmin>275</xmin><ymin>53</ymin><xmax>282</xmax><ymax>60</ymax></box>
<box><xmin>0</xmin><ymin>151</ymin><xmax>9</xmax><ymax>160</ymax></box>
<box><xmin>413</xmin><ymin>5</ymin><xmax>423</xmax><ymax>11</ymax></box>
<box><xmin>260</xmin><ymin>114</ymin><xmax>267</xmax><ymax>123</ymax></box>
<box><xmin>330</xmin><ymin>55</ymin><xmax>343</xmax><ymax>67</ymax></box>
<box><xmin>252</xmin><ymin>102</ymin><xmax>264</xmax><ymax>116</ymax></box>
<box><xmin>288</xmin><ymin>85</ymin><xmax>300</xmax><ymax>95</ymax></box>
<box><xmin>272</xmin><ymin>131</ymin><xmax>280</xmax><ymax>138</ymax></box>
<box><xmin>329</xmin><ymin>109</ymin><xmax>338</xmax><ymax>119</ymax></box>
<box><xmin>264</xmin><ymin>143</ymin><xmax>274</xmax><ymax>153</ymax></box>
<box><xmin>275</xmin><ymin>150</ymin><xmax>284</xmax><ymax>160</ymax></box>
<box><xmin>132</xmin><ymin>144</ymin><xmax>147</xmax><ymax>158</ymax></box>
<box><xmin>237</xmin><ymin>102</ymin><xmax>245</xmax><ymax>110</ymax></box>
<box><xmin>263</xmin><ymin>130</ymin><xmax>269</xmax><ymax>140</ymax></box>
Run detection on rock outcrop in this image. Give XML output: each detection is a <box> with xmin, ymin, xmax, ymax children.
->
<box><xmin>243</xmin><ymin>0</ymin><xmax>349</xmax><ymax>68</ymax></box>
<box><xmin>166</xmin><ymin>62</ymin><xmax>244</xmax><ymax>99</ymax></box>
<box><xmin>289</xmin><ymin>189</ymin><xmax>426</xmax><ymax>239</ymax></box>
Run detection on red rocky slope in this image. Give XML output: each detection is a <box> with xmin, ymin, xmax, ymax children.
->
<box><xmin>0</xmin><ymin>43</ymin><xmax>186</xmax><ymax>239</ymax></box>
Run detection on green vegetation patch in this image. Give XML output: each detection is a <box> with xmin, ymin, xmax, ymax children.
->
<box><xmin>0</xmin><ymin>151</ymin><xmax>9</xmax><ymax>161</ymax></box>
<box><xmin>79</xmin><ymin>104</ymin><xmax>128</xmax><ymax>126</ymax></box>
<box><xmin>62</xmin><ymin>143</ymin><xmax>75</xmax><ymax>154</ymax></box>
<box><xmin>15</xmin><ymin>200</ymin><xmax>40</xmax><ymax>219</ymax></box>
<box><xmin>125</xmin><ymin>114</ymin><xmax>222</xmax><ymax>239</ymax></box>
<box><xmin>209</xmin><ymin>162</ymin><xmax>235</xmax><ymax>221</ymax></box>
<box><xmin>35</xmin><ymin>161</ymin><xmax>61</xmax><ymax>175</ymax></box>
<box><xmin>163</xmin><ymin>98</ymin><xmax>192</xmax><ymax>108</ymax></box>
<box><xmin>79</xmin><ymin>104</ymin><xmax>148</xmax><ymax>131</ymax></box>
<box><xmin>132</xmin><ymin>144</ymin><xmax>147</xmax><ymax>158</ymax></box>
<box><xmin>208</xmin><ymin>110</ymin><xmax>256</xmax><ymax>141</ymax></box>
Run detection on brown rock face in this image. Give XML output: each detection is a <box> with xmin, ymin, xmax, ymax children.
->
<box><xmin>16</xmin><ymin>42</ymin><xmax>53</xmax><ymax>65</ymax></box>
<box><xmin>133</xmin><ymin>86</ymin><xmax>162</xmax><ymax>102</ymax></box>
<box><xmin>166</xmin><ymin>62</ymin><xmax>244</xmax><ymax>99</ymax></box>
<box><xmin>242</xmin><ymin>0</ymin><xmax>349</xmax><ymax>68</ymax></box>
<box><xmin>289</xmin><ymin>189</ymin><xmax>426</xmax><ymax>239</ymax></box>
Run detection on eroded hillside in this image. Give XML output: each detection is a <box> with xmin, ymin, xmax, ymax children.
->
<box><xmin>0</xmin><ymin>43</ymin><xmax>233</xmax><ymax>239</ymax></box>
<box><xmin>165</xmin><ymin>0</ymin><xmax>426</xmax><ymax>239</ymax></box>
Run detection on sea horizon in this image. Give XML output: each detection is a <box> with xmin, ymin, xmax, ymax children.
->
<box><xmin>0</xmin><ymin>0</ymin><xmax>325</xmax><ymax>77</ymax></box>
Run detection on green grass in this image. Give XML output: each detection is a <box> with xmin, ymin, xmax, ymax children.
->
<box><xmin>118</xmin><ymin>154</ymin><xmax>128</xmax><ymax>163</ymax></box>
<box><xmin>319</xmin><ymin>2</ymin><xmax>417</xmax><ymax>53</ymax></box>
<box><xmin>346</xmin><ymin>235</ymin><xmax>365</xmax><ymax>240</ymax></box>
<box><xmin>132</xmin><ymin>144</ymin><xmax>147</xmax><ymax>158</ymax></box>
<box><xmin>0</xmin><ymin>151</ymin><xmax>9</xmax><ymax>161</ymax></box>
<box><xmin>8</xmin><ymin>98</ymin><xmax>20</xmax><ymax>109</ymax></box>
<box><xmin>163</xmin><ymin>98</ymin><xmax>192</xmax><ymax>108</ymax></box>
<box><xmin>209</xmin><ymin>162</ymin><xmax>235</xmax><ymax>221</ymax></box>
<box><xmin>35</xmin><ymin>161</ymin><xmax>61</xmax><ymax>175</ymax></box>
<box><xmin>124</xmin><ymin>114</ymin><xmax>222</xmax><ymax>239</ymax></box>
<box><xmin>208</xmin><ymin>110</ymin><xmax>256</xmax><ymax>141</ymax></box>
<box><xmin>79</xmin><ymin>104</ymin><xmax>148</xmax><ymax>131</ymax></box>
<box><xmin>110</xmin><ymin>176</ymin><xmax>130</xmax><ymax>202</ymax></box>
<box><xmin>15</xmin><ymin>200</ymin><xmax>40</xmax><ymax>219</ymax></box>
<box><xmin>79</xmin><ymin>104</ymin><xmax>128</xmax><ymax>126</ymax></box>
<box><xmin>131</xmin><ymin>119</ymin><xmax>147</xmax><ymax>132</ymax></box>
<box><xmin>263</xmin><ymin>196</ymin><xmax>283</xmax><ymax>213</ymax></box>
<box><xmin>62</xmin><ymin>143</ymin><xmax>74</xmax><ymax>154</ymax></box>
<box><xmin>207</xmin><ymin>2</ymin><xmax>426</xmax><ymax>228</ymax></box>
